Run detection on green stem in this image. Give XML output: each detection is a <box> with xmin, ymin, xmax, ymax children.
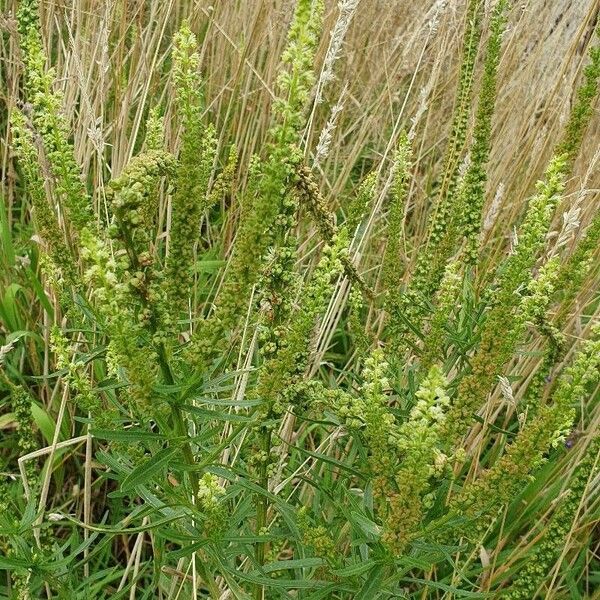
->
<box><xmin>156</xmin><ymin>343</ymin><xmax>199</xmax><ymax>496</ymax></box>
<box><xmin>254</xmin><ymin>426</ymin><xmax>272</xmax><ymax>600</ymax></box>
<box><xmin>157</xmin><ymin>343</ymin><xmax>222</xmax><ymax>597</ymax></box>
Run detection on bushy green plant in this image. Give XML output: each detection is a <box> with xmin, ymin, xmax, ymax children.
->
<box><xmin>1</xmin><ymin>1</ymin><xmax>599</xmax><ymax>598</ymax></box>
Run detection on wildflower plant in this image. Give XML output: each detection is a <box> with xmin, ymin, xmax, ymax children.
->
<box><xmin>1</xmin><ymin>1</ymin><xmax>600</xmax><ymax>598</ymax></box>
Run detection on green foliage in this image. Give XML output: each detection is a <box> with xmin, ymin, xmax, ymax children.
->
<box><xmin>1</xmin><ymin>1</ymin><xmax>600</xmax><ymax>598</ymax></box>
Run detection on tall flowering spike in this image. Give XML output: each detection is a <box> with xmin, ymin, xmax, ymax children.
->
<box><xmin>441</xmin><ymin>154</ymin><xmax>567</xmax><ymax>444</ymax></box>
<box><xmin>172</xmin><ymin>21</ymin><xmax>203</xmax><ymax>129</ymax></box>
<box><xmin>277</xmin><ymin>0</ymin><xmax>324</xmax><ymax>134</ymax></box>
<box><xmin>446</xmin><ymin>325</ymin><xmax>600</xmax><ymax>542</ymax></box>
<box><xmin>51</xmin><ymin>327</ymin><xmax>108</xmax><ymax>426</ymax></box>
<box><xmin>348</xmin><ymin>286</ymin><xmax>370</xmax><ymax>359</ymax></box>
<box><xmin>502</xmin><ymin>24</ymin><xmax>600</xmax><ymax>383</ymax></box>
<box><xmin>517</xmin><ymin>251</ymin><xmax>567</xmax><ymax>417</ymax></box>
<box><xmin>16</xmin><ymin>0</ymin><xmax>92</xmax><ymax>236</ymax></box>
<box><xmin>555</xmin><ymin>25</ymin><xmax>600</xmax><ymax>167</ymax></box>
<box><xmin>556</xmin><ymin>211</ymin><xmax>600</xmax><ymax>322</ymax></box>
<box><xmin>166</xmin><ymin>22</ymin><xmax>217</xmax><ymax>313</ymax></box>
<box><xmin>105</xmin><ymin>150</ymin><xmax>177</xmax><ymax>343</ymax></box>
<box><xmin>382</xmin><ymin>133</ymin><xmax>411</xmax><ymax>308</ymax></box>
<box><xmin>108</xmin><ymin>149</ymin><xmax>177</xmax><ymax>260</ymax></box>
<box><xmin>145</xmin><ymin>106</ymin><xmax>165</xmax><ymax>151</ymax></box>
<box><xmin>421</xmin><ymin>258</ymin><xmax>463</xmax><ymax>370</ymax></box>
<box><xmin>436</xmin><ymin>0</ymin><xmax>482</xmax><ymax>210</ymax></box>
<box><xmin>327</xmin><ymin>350</ymin><xmax>401</xmax><ymax>552</ymax></box>
<box><xmin>413</xmin><ymin>0</ymin><xmax>482</xmax><ymax>278</ymax></box>
<box><xmin>296</xmin><ymin>164</ymin><xmax>372</xmax><ymax>296</ymax></box>
<box><xmin>459</xmin><ymin>0</ymin><xmax>509</xmax><ymax>263</ymax></box>
<box><xmin>185</xmin><ymin>155</ymin><xmax>264</xmax><ymax>366</ymax></box>
<box><xmin>521</xmin><ymin>255</ymin><xmax>562</xmax><ymax>331</ymax></box>
<box><xmin>251</xmin><ymin>224</ymin><xmax>343</xmax><ymax>575</ymax></box>
<box><xmin>80</xmin><ymin>228</ymin><xmax>159</xmax><ymax>416</ymax></box>
<box><xmin>326</xmin><ymin>351</ymin><xmax>394</xmax><ymax>441</ymax></box>
<box><xmin>346</xmin><ymin>171</ymin><xmax>377</xmax><ymax>234</ymax></box>
<box><xmin>383</xmin><ymin>365</ymin><xmax>451</xmax><ymax>553</ymax></box>
<box><xmin>382</xmin><ymin>136</ymin><xmax>413</xmax><ymax>357</ymax></box>
<box><xmin>492</xmin><ymin>154</ymin><xmax>567</xmax><ymax>303</ymax></box>
<box><xmin>384</xmin><ymin>1</ymin><xmax>485</xmax><ymax>354</ymax></box>
<box><xmin>186</xmin><ymin>1</ymin><xmax>324</xmax><ymax>367</ymax></box>
<box><xmin>255</xmin><ymin>0</ymin><xmax>325</xmax><ymax>283</ymax></box>
<box><xmin>256</xmin><ymin>0</ymin><xmax>324</xmax><ymax>250</ymax></box>
<box><xmin>413</xmin><ymin>0</ymin><xmax>508</xmax><ymax>311</ymax></box>
<box><xmin>324</xmin><ymin>352</ymin><xmax>451</xmax><ymax>554</ymax></box>
<box><xmin>10</xmin><ymin>109</ymin><xmax>77</xmax><ymax>284</ymax></box>
<box><xmin>505</xmin><ymin>436</ymin><xmax>600</xmax><ymax>599</ymax></box>
<box><xmin>357</xmin><ymin>349</ymin><xmax>398</xmax><ymax>483</ymax></box>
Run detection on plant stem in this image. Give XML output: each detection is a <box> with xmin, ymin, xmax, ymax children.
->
<box><xmin>156</xmin><ymin>342</ymin><xmax>199</xmax><ymax>497</ymax></box>
<box><xmin>254</xmin><ymin>426</ymin><xmax>272</xmax><ymax>600</ymax></box>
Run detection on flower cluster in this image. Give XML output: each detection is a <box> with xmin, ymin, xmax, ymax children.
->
<box><xmin>458</xmin><ymin>0</ymin><xmax>508</xmax><ymax>263</ymax></box>
<box><xmin>10</xmin><ymin>109</ymin><xmax>77</xmax><ymax>285</ymax></box>
<box><xmin>297</xmin><ymin>507</ymin><xmax>336</xmax><ymax>561</ymax></box>
<box><xmin>166</xmin><ymin>22</ymin><xmax>217</xmax><ymax>315</ymax></box>
<box><xmin>384</xmin><ymin>365</ymin><xmax>450</xmax><ymax>552</ymax></box>
<box><xmin>196</xmin><ymin>473</ymin><xmax>226</xmax><ymax>536</ymax></box>
<box><xmin>255</xmin><ymin>231</ymin><xmax>347</xmax><ymax>416</ymax></box>
<box><xmin>17</xmin><ymin>0</ymin><xmax>91</xmax><ymax>237</ymax></box>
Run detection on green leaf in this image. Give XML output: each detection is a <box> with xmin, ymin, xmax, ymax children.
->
<box><xmin>0</xmin><ymin>555</ymin><xmax>32</xmax><ymax>570</ymax></box>
<box><xmin>355</xmin><ymin>564</ymin><xmax>385</xmax><ymax>599</ymax></box>
<box><xmin>31</xmin><ymin>401</ymin><xmax>67</xmax><ymax>444</ymax></box>
<box><xmin>0</xmin><ymin>283</ymin><xmax>24</xmax><ymax>332</ymax></box>
<box><xmin>350</xmin><ymin>511</ymin><xmax>381</xmax><ymax>539</ymax></box>
<box><xmin>26</xmin><ymin>268</ymin><xmax>54</xmax><ymax>318</ymax></box>
<box><xmin>121</xmin><ymin>446</ymin><xmax>179</xmax><ymax>491</ymax></box>
<box><xmin>91</xmin><ymin>428</ymin><xmax>168</xmax><ymax>443</ymax></box>
<box><xmin>181</xmin><ymin>403</ymin><xmax>255</xmax><ymax>423</ymax></box>
<box><xmin>261</xmin><ymin>557</ymin><xmax>324</xmax><ymax>573</ymax></box>
<box><xmin>333</xmin><ymin>560</ymin><xmax>378</xmax><ymax>577</ymax></box>
<box><xmin>0</xmin><ymin>195</ymin><xmax>15</xmax><ymax>267</ymax></box>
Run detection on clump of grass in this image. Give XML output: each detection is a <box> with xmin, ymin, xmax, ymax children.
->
<box><xmin>1</xmin><ymin>1</ymin><xmax>600</xmax><ymax>598</ymax></box>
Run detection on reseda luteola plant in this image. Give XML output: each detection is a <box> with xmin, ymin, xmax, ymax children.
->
<box><xmin>1</xmin><ymin>0</ymin><xmax>600</xmax><ymax>597</ymax></box>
